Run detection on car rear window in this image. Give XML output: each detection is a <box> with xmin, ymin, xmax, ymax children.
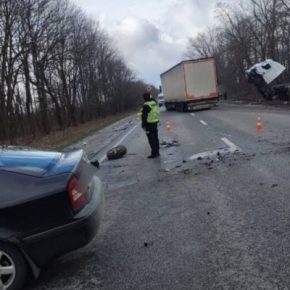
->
<box><xmin>0</xmin><ymin>150</ymin><xmax>62</xmax><ymax>176</ymax></box>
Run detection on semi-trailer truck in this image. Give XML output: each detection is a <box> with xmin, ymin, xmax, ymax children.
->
<box><xmin>160</xmin><ymin>57</ymin><xmax>219</xmax><ymax>112</ymax></box>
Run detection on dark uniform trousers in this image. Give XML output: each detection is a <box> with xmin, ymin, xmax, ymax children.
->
<box><xmin>145</xmin><ymin>123</ymin><xmax>160</xmax><ymax>156</ymax></box>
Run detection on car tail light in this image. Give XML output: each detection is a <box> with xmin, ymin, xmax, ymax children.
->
<box><xmin>68</xmin><ymin>176</ymin><xmax>87</xmax><ymax>212</ymax></box>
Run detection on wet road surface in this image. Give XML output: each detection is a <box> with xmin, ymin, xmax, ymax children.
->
<box><xmin>27</xmin><ymin>103</ymin><xmax>290</xmax><ymax>290</ymax></box>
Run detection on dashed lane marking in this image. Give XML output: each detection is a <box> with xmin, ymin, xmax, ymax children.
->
<box><xmin>221</xmin><ymin>137</ymin><xmax>240</xmax><ymax>150</ymax></box>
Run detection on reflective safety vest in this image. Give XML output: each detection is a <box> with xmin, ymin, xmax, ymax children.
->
<box><xmin>144</xmin><ymin>100</ymin><xmax>160</xmax><ymax>123</ymax></box>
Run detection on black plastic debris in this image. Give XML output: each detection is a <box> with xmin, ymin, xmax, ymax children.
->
<box><xmin>160</xmin><ymin>140</ymin><xmax>180</xmax><ymax>148</ymax></box>
<box><xmin>143</xmin><ymin>241</ymin><xmax>153</xmax><ymax>248</ymax></box>
<box><xmin>183</xmin><ymin>169</ymin><xmax>191</xmax><ymax>175</ymax></box>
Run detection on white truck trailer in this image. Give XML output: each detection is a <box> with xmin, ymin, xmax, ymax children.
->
<box><xmin>160</xmin><ymin>57</ymin><xmax>219</xmax><ymax>112</ymax></box>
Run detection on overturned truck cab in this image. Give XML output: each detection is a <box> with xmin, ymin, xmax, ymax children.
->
<box><xmin>246</xmin><ymin>59</ymin><xmax>286</xmax><ymax>100</ymax></box>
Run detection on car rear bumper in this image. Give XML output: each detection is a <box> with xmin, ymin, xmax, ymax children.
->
<box><xmin>21</xmin><ymin>176</ymin><xmax>104</xmax><ymax>269</ymax></box>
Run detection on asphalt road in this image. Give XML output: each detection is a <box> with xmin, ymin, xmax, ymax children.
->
<box><xmin>28</xmin><ymin>103</ymin><xmax>290</xmax><ymax>290</ymax></box>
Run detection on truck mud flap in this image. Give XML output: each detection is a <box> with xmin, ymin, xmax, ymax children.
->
<box><xmin>176</xmin><ymin>103</ymin><xmax>188</xmax><ymax>112</ymax></box>
<box><xmin>187</xmin><ymin>103</ymin><xmax>212</xmax><ymax>111</ymax></box>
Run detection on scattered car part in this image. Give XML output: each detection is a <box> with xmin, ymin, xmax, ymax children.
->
<box><xmin>160</xmin><ymin>140</ymin><xmax>180</xmax><ymax>148</ymax></box>
<box><xmin>107</xmin><ymin>145</ymin><xmax>127</xmax><ymax>160</ymax></box>
<box><xmin>90</xmin><ymin>159</ymin><xmax>100</xmax><ymax>168</ymax></box>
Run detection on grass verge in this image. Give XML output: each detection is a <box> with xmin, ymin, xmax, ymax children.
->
<box><xmin>2</xmin><ymin>112</ymin><xmax>133</xmax><ymax>150</ymax></box>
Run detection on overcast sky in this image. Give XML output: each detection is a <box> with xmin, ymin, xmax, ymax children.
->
<box><xmin>72</xmin><ymin>0</ymin><xmax>228</xmax><ymax>86</ymax></box>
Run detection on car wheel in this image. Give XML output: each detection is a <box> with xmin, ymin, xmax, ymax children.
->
<box><xmin>0</xmin><ymin>243</ymin><xmax>27</xmax><ymax>290</ymax></box>
<box><xmin>107</xmin><ymin>145</ymin><xmax>127</xmax><ymax>160</ymax></box>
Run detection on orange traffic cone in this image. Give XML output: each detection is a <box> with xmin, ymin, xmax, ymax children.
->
<box><xmin>165</xmin><ymin>121</ymin><xmax>173</xmax><ymax>133</ymax></box>
<box><xmin>256</xmin><ymin>114</ymin><xmax>264</xmax><ymax>132</ymax></box>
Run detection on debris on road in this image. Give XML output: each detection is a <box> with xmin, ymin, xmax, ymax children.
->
<box><xmin>90</xmin><ymin>159</ymin><xmax>100</xmax><ymax>168</ymax></box>
<box><xmin>182</xmin><ymin>169</ymin><xmax>192</xmax><ymax>175</ymax></box>
<box><xmin>271</xmin><ymin>184</ymin><xmax>278</xmax><ymax>188</ymax></box>
<box><xmin>143</xmin><ymin>241</ymin><xmax>154</xmax><ymax>248</ymax></box>
<box><xmin>107</xmin><ymin>145</ymin><xmax>127</xmax><ymax>160</ymax></box>
<box><xmin>160</xmin><ymin>140</ymin><xmax>180</xmax><ymax>148</ymax></box>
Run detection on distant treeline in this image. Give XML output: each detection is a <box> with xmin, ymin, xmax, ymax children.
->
<box><xmin>0</xmin><ymin>0</ymin><xmax>150</xmax><ymax>142</ymax></box>
<box><xmin>188</xmin><ymin>0</ymin><xmax>290</xmax><ymax>98</ymax></box>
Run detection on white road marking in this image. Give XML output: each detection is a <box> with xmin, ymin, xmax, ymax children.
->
<box><xmin>200</xmin><ymin>120</ymin><xmax>207</xmax><ymax>126</ymax></box>
<box><xmin>99</xmin><ymin>125</ymin><xmax>138</xmax><ymax>164</ymax></box>
<box><xmin>188</xmin><ymin>147</ymin><xmax>239</xmax><ymax>161</ymax></box>
<box><xmin>221</xmin><ymin>137</ymin><xmax>239</xmax><ymax>150</ymax></box>
<box><xmin>188</xmin><ymin>148</ymin><xmax>229</xmax><ymax>160</ymax></box>
<box><xmin>188</xmin><ymin>137</ymin><xmax>241</xmax><ymax>161</ymax></box>
<box><xmin>191</xmin><ymin>113</ymin><xmax>195</xmax><ymax>116</ymax></box>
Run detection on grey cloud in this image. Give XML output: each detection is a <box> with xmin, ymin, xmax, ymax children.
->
<box><xmin>73</xmin><ymin>0</ymin><xmax>237</xmax><ymax>85</ymax></box>
<box><xmin>114</xmin><ymin>18</ymin><xmax>160</xmax><ymax>48</ymax></box>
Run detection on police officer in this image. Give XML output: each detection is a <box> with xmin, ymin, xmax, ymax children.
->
<box><xmin>142</xmin><ymin>92</ymin><xmax>160</xmax><ymax>158</ymax></box>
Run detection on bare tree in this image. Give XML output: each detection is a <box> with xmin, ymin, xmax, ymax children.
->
<box><xmin>0</xmin><ymin>0</ymin><xmax>146</xmax><ymax>143</ymax></box>
<box><xmin>187</xmin><ymin>0</ymin><xmax>290</xmax><ymax>99</ymax></box>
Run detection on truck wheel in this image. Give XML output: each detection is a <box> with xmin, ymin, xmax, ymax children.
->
<box><xmin>176</xmin><ymin>103</ymin><xmax>181</xmax><ymax>112</ymax></box>
<box><xmin>107</xmin><ymin>145</ymin><xmax>127</xmax><ymax>160</ymax></box>
<box><xmin>0</xmin><ymin>242</ymin><xmax>28</xmax><ymax>290</ymax></box>
<box><xmin>176</xmin><ymin>103</ymin><xmax>187</xmax><ymax>112</ymax></box>
<box><xmin>165</xmin><ymin>103</ymin><xmax>174</xmax><ymax>111</ymax></box>
<box><xmin>182</xmin><ymin>103</ymin><xmax>188</xmax><ymax>112</ymax></box>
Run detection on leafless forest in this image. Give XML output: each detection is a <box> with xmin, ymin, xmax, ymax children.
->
<box><xmin>0</xmin><ymin>0</ymin><xmax>149</xmax><ymax>142</ymax></box>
